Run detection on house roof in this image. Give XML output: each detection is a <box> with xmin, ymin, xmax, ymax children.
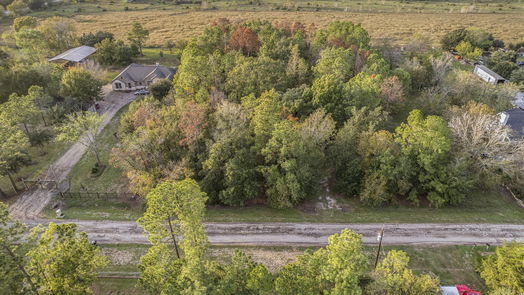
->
<box><xmin>500</xmin><ymin>108</ymin><xmax>524</xmax><ymax>137</ymax></box>
<box><xmin>113</xmin><ymin>63</ymin><xmax>176</xmax><ymax>83</ymax></box>
<box><xmin>475</xmin><ymin>65</ymin><xmax>506</xmax><ymax>81</ymax></box>
<box><xmin>48</xmin><ymin>45</ymin><xmax>96</xmax><ymax>63</ymax></box>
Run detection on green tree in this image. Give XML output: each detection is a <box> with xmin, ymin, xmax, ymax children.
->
<box><xmin>260</xmin><ymin>111</ymin><xmax>333</xmax><ymax>208</ymax></box>
<box><xmin>149</xmin><ymin>79</ymin><xmax>172</xmax><ymax>100</ymax></box>
<box><xmin>455</xmin><ymin>41</ymin><xmax>482</xmax><ymax>61</ymax></box>
<box><xmin>330</xmin><ymin>107</ymin><xmax>386</xmax><ymax>196</ymax></box>
<box><xmin>0</xmin><ymin>203</ymin><xmax>37</xmax><ymax>294</ymax></box>
<box><xmin>367</xmin><ymin>250</ymin><xmax>440</xmax><ymax>295</ymax></box>
<box><xmin>215</xmin><ymin>250</ymin><xmax>274</xmax><ymax>295</ymax></box>
<box><xmin>38</xmin><ymin>17</ymin><xmax>77</xmax><ymax>54</ymax></box>
<box><xmin>311</xmin><ymin>74</ymin><xmax>350</xmax><ymax>123</ymax></box>
<box><xmin>94</xmin><ymin>38</ymin><xmax>137</xmax><ymax>66</ymax></box>
<box><xmin>440</xmin><ymin>27</ymin><xmax>467</xmax><ymax>50</ymax></box>
<box><xmin>275</xmin><ymin>229</ymin><xmax>368</xmax><ymax>295</ymax></box>
<box><xmin>395</xmin><ymin>110</ymin><xmax>473</xmax><ymax>207</ymax></box>
<box><xmin>313</xmin><ymin>47</ymin><xmax>354</xmax><ymax>80</ymax></box>
<box><xmin>13</xmin><ymin>16</ymin><xmax>37</xmax><ymax>32</ymax></box>
<box><xmin>225</xmin><ymin>56</ymin><xmax>288</xmax><ymax>102</ymax></box>
<box><xmin>137</xmin><ymin>179</ymin><xmax>210</xmax><ymax>294</ymax></box>
<box><xmin>6</xmin><ymin>0</ymin><xmax>28</xmax><ymax>17</ymax></box>
<box><xmin>60</xmin><ymin>67</ymin><xmax>102</xmax><ymax>108</ymax></box>
<box><xmin>201</xmin><ymin>101</ymin><xmax>260</xmax><ymax>206</ymax></box>
<box><xmin>78</xmin><ymin>31</ymin><xmax>114</xmax><ymax>47</ymax></box>
<box><xmin>480</xmin><ymin>242</ymin><xmax>524</xmax><ymax>295</ymax></box>
<box><xmin>128</xmin><ymin>22</ymin><xmax>149</xmax><ymax>55</ymax></box>
<box><xmin>314</xmin><ymin>21</ymin><xmax>370</xmax><ymax>49</ymax></box>
<box><xmin>55</xmin><ymin>111</ymin><xmax>104</xmax><ymax>165</ymax></box>
<box><xmin>26</xmin><ymin>223</ymin><xmax>107</xmax><ymax>295</ymax></box>
<box><xmin>510</xmin><ymin>67</ymin><xmax>524</xmax><ymax>84</ymax></box>
<box><xmin>2</xmin><ymin>85</ymin><xmax>41</xmax><ymax>137</ymax></box>
<box><xmin>0</xmin><ymin>116</ymin><xmax>30</xmax><ymax>193</ymax></box>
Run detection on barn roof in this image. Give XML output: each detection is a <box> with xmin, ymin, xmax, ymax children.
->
<box><xmin>48</xmin><ymin>46</ymin><xmax>96</xmax><ymax>63</ymax></box>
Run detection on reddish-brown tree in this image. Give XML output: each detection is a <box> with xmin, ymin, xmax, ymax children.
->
<box><xmin>178</xmin><ymin>101</ymin><xmax>207</xmax><ymax>146</ymax></box>
<box><xmin>227</xmin><ymin>27</ymin><xmax>261</xmax><ymax>56</ymax></box>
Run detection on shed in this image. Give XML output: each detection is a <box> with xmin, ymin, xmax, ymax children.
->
<box><xmin>473</xmin><ymin>65</ymin><xmax>507</xmax><ymax>84</ymax></box>
<box><xmin>48</xmin><ymin>45</ymin><xmax>97</xmax><ymax>65</ymax></box>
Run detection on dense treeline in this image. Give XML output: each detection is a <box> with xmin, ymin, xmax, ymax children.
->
<box><xmin>111</xmin><ymin>19</ymin><xmax>523</xmax><ymax>208</ymax></box>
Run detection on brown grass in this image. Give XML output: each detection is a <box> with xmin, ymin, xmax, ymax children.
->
<box><xmin>73</xmin><ymin>10</ymin><xmax>524</xmax><ymax>47</ymax></box>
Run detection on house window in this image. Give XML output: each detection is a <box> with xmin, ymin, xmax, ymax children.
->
<box><xmin>115</xmin><ymin>82</ymin><xmax>122</xmax><ymax>89</ymax></box>
<box><xmin>128</xmin><ymin>83</ymin><xmax>132</xmax><ymax>88</ymax></box>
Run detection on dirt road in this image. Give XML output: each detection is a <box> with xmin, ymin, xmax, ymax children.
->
<box><xmin>9</xmin><ymin>87</ymin><xmax>135</xmax><ymax>219</ymax></box>
<box><xmin>23</xmin><ymin>220</ymin><xmax>524</xmax><ymax>246</ymax></box>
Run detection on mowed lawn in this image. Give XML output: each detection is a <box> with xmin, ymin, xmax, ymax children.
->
<box><xmin>93</xmin><ymin>244</ymin><xmax>493</xmax><ymax>293</ymax></box>
<box><xmin>47</xmin><ymin>185</ymin><xmax>524</xmax><ymax>223</ymax></box>
<box><xmin>72</xmin><ymin>10</ymin><xmax>524</xmax><ymax>47</ymax></box>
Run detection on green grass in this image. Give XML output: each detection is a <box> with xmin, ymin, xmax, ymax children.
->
<box><xmin>67</xmin><ymin>105</ymin><xmax>129</xmax><ymax>193</ymax></box>
<box><xmin>49</xmin><ymin>186</ymin><xmax>524</xmax><ymax>223</ymax></box>
<box><xmin>206</xmin><ymin>190</ymin><xmax>524</xmax><ymax>223</ymax></box>
<box><xmin>134</xmin><ymin>48</ymin><xmax>180</xmax><ymax>67</ymax></box>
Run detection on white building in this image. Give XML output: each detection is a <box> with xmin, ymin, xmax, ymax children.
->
<box><xmin>473</xmin><ymin>65</ymin><xmax>507</xmax><ymax>84</ymax></box>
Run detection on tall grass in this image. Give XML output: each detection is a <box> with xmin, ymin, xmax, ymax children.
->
<box><xmin>73</xmin><ymin>10</ymin><xmax>524</xmax><ymax>47</ymax></box>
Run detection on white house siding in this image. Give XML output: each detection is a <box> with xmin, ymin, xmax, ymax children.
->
<box><xmin>112</xmin><ymin>79</ymin><xmax>148</xmax><ymax>91</ymax></box>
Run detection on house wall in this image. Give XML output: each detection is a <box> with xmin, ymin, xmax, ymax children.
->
<box><xmin>112</xmin><ymin>79</ymin><xmax>149</xmax><ymax>91</ymax></box>
<box><xmin>474</xmin><ymin>67</ymin><xmax>496</xmax><ymax>84</ymax></box>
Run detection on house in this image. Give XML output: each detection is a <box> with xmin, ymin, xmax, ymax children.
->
<box><xmin>48</xmin><ymin>45</ymin><xmax>96</xmax><ymax>66</ymax></box>
<box><xmin>112</xmin><ymin>63</ymin><xmax>176</xmax><ymax>91</ymax></box>
<box><xmin>473</xmin><ymin>65</ymin><xmax>507</xmax><ymax>84</ymax></box>
<box><xmin>499</xmin><ymin>107</ymin><xmax>524</xmax><ymax>138</ymax></box>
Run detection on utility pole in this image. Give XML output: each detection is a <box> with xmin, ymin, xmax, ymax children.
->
<box><xmin>374</xmin><ymin>225</ymin><xmax>384</xmax><ymax>269</ymax></box>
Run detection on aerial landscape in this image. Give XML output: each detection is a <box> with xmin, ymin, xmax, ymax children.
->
<box><xmin>0</xmin><ymin>0</ymin><xmax>523</xmax><ymax>294</ymax></box>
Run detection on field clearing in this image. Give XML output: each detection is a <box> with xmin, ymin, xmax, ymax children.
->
<box><xmin>74</xmin><ymin>10</ymin><xmax>524</xmax><ymax>46</ymax></box>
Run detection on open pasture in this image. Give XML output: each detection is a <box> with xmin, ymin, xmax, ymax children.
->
<box><xmin>73</xmin><ymin>10</ymin><xmax>524</xmax><ymax>46</ymax></box>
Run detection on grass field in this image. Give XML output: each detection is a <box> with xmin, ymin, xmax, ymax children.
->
<box><xmin>71</xmin><ymin>10</ymin><xmax>524</xmax><ymax>47</ymax></box>
<box><xmin>46</xmin><ymin>186</ymin><xmax>524</xmax><ymax>223</ymax></box>
<box><xmin>93</xmin><ymin>243</ymin><xmax>492</xmax><ymax>293</ymax></box>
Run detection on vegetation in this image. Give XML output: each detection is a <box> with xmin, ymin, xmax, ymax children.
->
<box><xmin>107</xmin><ymin>20</ymin><xmax>522</xmax><ymax>212</ymax></box>
<box><xmin>0</xmin><ymin>203</ymin><xmax>107</xmax><ymax>294</ymax></box>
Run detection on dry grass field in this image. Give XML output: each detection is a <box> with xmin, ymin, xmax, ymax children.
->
<box><xmin>73</xmin><ymin>10</ymin><xmax>524</xmax><ymax>47</ymax></box>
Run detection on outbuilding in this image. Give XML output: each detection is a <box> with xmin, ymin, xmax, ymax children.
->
<box><xmin>48</xmin><ymin>45</ymin><xmax>97</xmax><ymax>66</ymax></box>
<box><xmin>473</xmin><ymin>65</ymin><xmax>507</xmax><ymax>84</ymax></box>
<box><xmin>112</xmin><ymin>63</ymin><xmax>176</xmax><ymax>91</ymax></box>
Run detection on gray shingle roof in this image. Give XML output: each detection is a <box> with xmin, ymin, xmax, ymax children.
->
<box><xmin>48</xmin><ymin>45</ymin><xmax>96</xmax><ymax>62</ymax></box>
<box><xmin>501</xmin><ymin>108</ymin><xmax>524</xmax><ymax>137</ymax></box>
<box><xmin>113</xmin><ymin>63</ymin><xmax>176</xmax><ymax>83</ymax></box>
